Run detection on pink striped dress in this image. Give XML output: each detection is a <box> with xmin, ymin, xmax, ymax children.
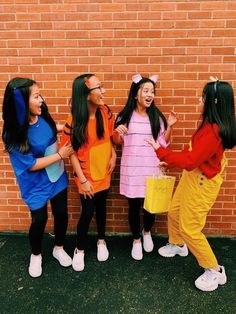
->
<box><xmin>120</xmin><ymin>111</ymin><xmax>169</xmax><ymax>198</ymax></box>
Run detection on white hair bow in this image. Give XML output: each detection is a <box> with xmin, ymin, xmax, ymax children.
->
<box><xmin>209</xmin><ymin>76</ymin><xmax>219</xmax><ymax>82</ymax></box>
<box><xmin>209</xmin><ymin>76</ymin><xmax>219</xmax><ymax>103</ymax></box>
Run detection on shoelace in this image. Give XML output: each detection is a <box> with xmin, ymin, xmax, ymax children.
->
<box><xmin>167</xmin><ymin>243</ymin><xmax>177</xmax><ymax>250</ymax></box>
<box><xmin>201</xmin><ymin>269</ymin><xmax>217</xmax><ymax>282</ymax></box>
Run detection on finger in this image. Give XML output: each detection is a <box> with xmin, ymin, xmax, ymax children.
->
<box><xmin>87</xmin><ymin>192</ymin><xmax>93</xmax><ymax>199</ymax></box>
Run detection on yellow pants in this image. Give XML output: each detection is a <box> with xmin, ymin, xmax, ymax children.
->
<box><xmin>168</xmin><ymin>159</ymin><xmax>226</xmax><ymax>269</ymax></box>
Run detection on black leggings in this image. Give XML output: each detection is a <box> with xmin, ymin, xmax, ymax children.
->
<box><xmin>76</xmin><ymin>189</ymin><xmax>109</xmax><ymax>250</ymax></box>
<box><xmin>128</xmin><ymin>197</ymin><xmax>155</xmax><ymax>240</ymax></box>
<box><xmin>29</xmin><ymin>188</ymin><xmax>68</xmax><ymax>255</ymax></box>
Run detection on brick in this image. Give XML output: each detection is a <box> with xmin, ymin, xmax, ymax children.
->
<box><xmin>0</xmin><ymin>0</ymin><xmax>235</xmax><ymax>236</ymax></box>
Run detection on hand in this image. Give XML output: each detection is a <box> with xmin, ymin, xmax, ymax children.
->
<box><xmin>167</xmin><ymin>110</ymin><xmax>178</xmax><ymax>128</ymax></box>
<box><xmin>81</xmin><ymin>180</ymin><xmax>94</xmax><ymax>199</ymax></box>
<box><xmin>108</xmin><ymin>156</ymin><xmax>116</xmax><ymax>174</ymax></box>
<box><xmin>158</xmin><ymin>161</ymin><xmax>168</xmax><ymax>174</ymax></box>
<box><xmin>145</xmin><ymin>138</ymin><xmax>160</xmax><ymax>151</ymax></box>
<box><xmin>115</xmin><ymin>124</ymin><xmax>128</xmax><ymax>135</ymax></box>
<box><xmin>58</xmin><ymin>141</ymin><xmax>74</xmax><ymax>159</ymax></box>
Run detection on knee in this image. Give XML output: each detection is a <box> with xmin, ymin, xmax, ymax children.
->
<box><xmin>32</xmin><ymin>213</ymin><xmax>48</xmax><ymax>227</ymax></box>
<box><xmin>54</xmin><ymin>209</ymin><xmax>68</xmax><ymax>221</ymax></box>
<box><xmin>80</xmin><ymin>208</ymin><xmax>94</xmax><ymax>222</ymax></box>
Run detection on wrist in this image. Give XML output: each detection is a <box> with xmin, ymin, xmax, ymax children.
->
<box><xmin>80</xmin><ymin>179</ymin><xmax>88</xmax><ymax>184</ymax></box>
<box><xmin>57</xmin><ymin>152</ymin><xmax>63</xmax><ymax>160</ymax></box>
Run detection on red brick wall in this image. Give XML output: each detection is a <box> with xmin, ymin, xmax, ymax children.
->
<box><xmin>0</xmin><ymin>1</ymin><xmax>235</xmax><ymax>235</ymax></box>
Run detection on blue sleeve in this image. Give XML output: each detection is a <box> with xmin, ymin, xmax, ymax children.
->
<box><xmin>9</xmin><ymin>149</ymin><xmax>37</xmax><ymax>176</ymax></box>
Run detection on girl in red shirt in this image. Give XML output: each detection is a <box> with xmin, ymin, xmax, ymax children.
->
<box><xmin>146</xmin><ymin>79</ymin><xmax>236</xmax><ymax>292</ymax></box>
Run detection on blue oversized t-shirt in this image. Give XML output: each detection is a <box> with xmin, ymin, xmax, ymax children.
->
<box><xmin>9</xmin><ymin>116</ymin><xmax>68</xmax><ymax>210</ymax></box>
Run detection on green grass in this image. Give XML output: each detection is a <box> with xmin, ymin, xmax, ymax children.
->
<box><xmin>0</xmin><ymin>233</ymin><xmax>235</xmax><ymax>314</ymax></box>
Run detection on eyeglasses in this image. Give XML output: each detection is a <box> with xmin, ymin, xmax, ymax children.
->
<box><xmin>89</xmin><ymin>85</ymin><xmax>104</xmax><ymax>92</ymax></box>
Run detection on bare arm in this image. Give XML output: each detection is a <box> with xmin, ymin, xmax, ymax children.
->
<box><xmin>164</xmin><ymin>111</ymin><xmax>178</xmax><ymax>142</ymax></box>
<box><xmin>112</xmin><ymin>124</ymin><xmax>128</xmax><ymax>145</ymax></box>
<box><xmin>70</xmin><ymin>153</ymin><xmax>94</xmax><ymax>198</ymax></box>
<box><xmin>164</xmin><ymin>125</ymin><xmax>173</xmax><ymax>143</ymax></box>
<box><xmin>29</xmin><ymin>141</ymin><xmax>74</xmax><ymax>171</ymax></box>
<box><xmin>70</xmin><ymin>153</ymin><xmax>87</xmax><ymax>183</ymax></box>
<box><xmin>108</xmin><ymin>145</ymin><xmax>117</xmax><ymax>174</ymax></box>
<box><xmin>56</xmin><ymin>124</ymin><xmax>64</xmax><ymax>133</ymax></box>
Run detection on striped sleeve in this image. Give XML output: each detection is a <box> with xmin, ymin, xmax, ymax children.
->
<box><xmin>61</xmin><ymin>115</ymin><xmax>73</xmax><ymax>146</ymax></box>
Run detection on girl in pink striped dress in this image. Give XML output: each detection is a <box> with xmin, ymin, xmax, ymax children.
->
<box><xmin>113</xmin><ymin>74</ymin><xmax>177</xmax><ymax>260</ymax></box>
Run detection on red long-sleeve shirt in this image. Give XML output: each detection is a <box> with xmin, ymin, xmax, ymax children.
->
<box><xmin>156</xmin><ymin>122</ymin><xmax>224</xmax><ymax>179</ymax></box>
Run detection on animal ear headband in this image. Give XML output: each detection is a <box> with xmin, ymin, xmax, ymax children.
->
<box><xmin>132</xmin><ymin>73</ymin><xmax>158</xmax><ymax>84</ymax></box>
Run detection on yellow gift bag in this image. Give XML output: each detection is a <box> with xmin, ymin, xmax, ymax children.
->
<box><xmin>144</xmin><ymin>175</ymin><xmax>176</xmax><ymax>214</ymax></box>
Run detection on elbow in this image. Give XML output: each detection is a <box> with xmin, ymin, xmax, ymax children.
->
<box><xmin>28</xmin><ymin>166</ymin><xmax>36</xmax><ymax>172</ymax></box>
<box><xmin>112</xmin><ymin>137</ymin><xmax>122</xmax><ymax>145</ymax></box>
<box><xmin>28</xmin><ymin>160</ymin><xmax>38</xmax><ymax>172</ymax></box>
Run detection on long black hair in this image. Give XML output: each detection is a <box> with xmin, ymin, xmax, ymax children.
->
<box><xmin>70</xmin><ymin>73</ymin><xmax>110</xmax><ymax>150</ymax></box>
<box><xmin>2</xmin><ymin>77</ymin><xmax>57</xmax><ymax>153</ymax></box>
<box><xmin>115</xmin><ymin>77</ymin><xmax>167</xmax><ymax>140</ymax></box>
<box><xmin>197</xmin><ymin>80</ymin><xmax>236</xmax><ymax>149</ymax></box>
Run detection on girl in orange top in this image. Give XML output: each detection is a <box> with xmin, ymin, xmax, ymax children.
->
<box><xmin>61</xmin><ymin>74</ymin><xmax>116</xmax><ymax>271</ymax></box>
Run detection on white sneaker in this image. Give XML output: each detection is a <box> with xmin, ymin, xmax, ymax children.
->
<box><xmin>53</xmin><ymin>248</ymin><xmax>72</xmax><ymax>267</ymax></box>
<box><xmin>158</xmin><ymin>243</ymin><xmax>188</xmax><ymax>257</ymax></box>
<box><xmin>195</xmin><ymin>266</ymin><xmax>227</xmax><ymax>292</ymax></box>
<box><xmin>131</xmin><ymin>241</ymin><xmax>143</xmax><ymax>260</ymax></box>
<box><xmin>72</xmin><ymin>249</ymin><xmax>85</xmax><ymax>271</ymax></box>
<box><xmin>28</xmin><ymin>254</ymin><xmax>42</xmax><ymax>278</ymax></box>
<box><xmin>142</xmin><ymin>230</ymin><xmax>154</xmax><ymax>253</ymax></box>
<box><xmin>97</xmin><ymin>242</ymin><xmax>109</xmax><ymax>262</ymax></box>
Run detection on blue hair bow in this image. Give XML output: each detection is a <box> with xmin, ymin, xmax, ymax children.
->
<box><xmin>13</xmin><ymin>88</ymin><xmax>26</xmax><ymax>126</ymax></box>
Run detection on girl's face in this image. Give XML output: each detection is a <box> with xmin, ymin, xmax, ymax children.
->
<box><xmin>29</xmin><ymin>84</ymin><xmax>43</xmax><ymax>120</ymax></box>
<box><xmin>87</xmin><ymin>76</ymin><xmax>105</xmax><ymax>107</ymax></box>
<box><xmin>135</xmin><ymin>82</ymin><xmax>155</xmax><ymax>110</ymax></box>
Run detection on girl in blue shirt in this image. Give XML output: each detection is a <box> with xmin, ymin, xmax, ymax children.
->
<box><xmin>2</xmin><ymin>77</ymin><xmax>74</xmax><ymax>278</ymax></box>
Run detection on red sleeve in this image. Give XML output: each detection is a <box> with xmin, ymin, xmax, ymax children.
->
<box><xmin>156</xmin><ymin>124</ymin><xmax>222</xmax><ymax>170</ymax></box>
